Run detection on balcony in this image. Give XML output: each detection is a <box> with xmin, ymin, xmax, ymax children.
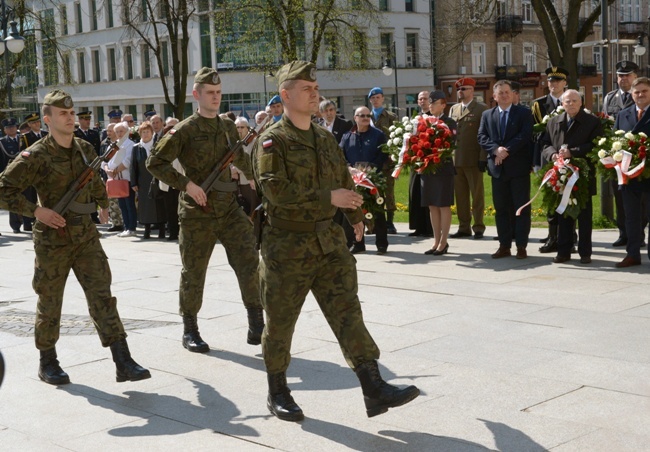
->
<box><xmin>578</xmin><ymin>64</ymin><xmax>598</xmax><ymax>77</ymax></box>
<box><xmin>619</xmin><ymin>21</ymin><xmax>648</xmax><ymax>39</ymax></box>
<box><xmin>496</xmin><ymin>15</ymin><xmax>523</xmax><ymax>37</ymax></box>
<box><xmin>495</xmin><ymin>65</ymin><xmax>527</xmax><ymax>80</ymax></box>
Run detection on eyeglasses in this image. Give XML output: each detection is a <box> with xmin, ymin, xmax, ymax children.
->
<box><xmin>457</xmin><ymin>87</ymin><xmax>472</xmax><ymax>91</ymax></box>
<box><xmin>127</xmin><ymin>120</ymin><xmax>135</xmax><ymax>124</ymax></box>
<box><xmin>355</xmin><ymin>114</ymin><xmax>372</xmax><ymax>118</ymax></box>
<box><xmin>236</xmin><ymin>126</ymin><xmax>248</xmax><ymax>129</ymax></box>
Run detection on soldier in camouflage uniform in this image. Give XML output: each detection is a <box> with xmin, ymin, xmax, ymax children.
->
<box><xmin>0</xmin><ymin>90</ymin><xmax>150</xmax><ymax>386</ymax></box>
<box><xmin>146</xmin><ymin>67</ymin><xmax>264</xmax><ymax>353</ymax></box>
<box><xmin>253</xmin><ymin>61</ymin><xmax>419</xmax><ymax>422</ymax></box>
<box><xmin>368</xmin><ymin>87</ymin><xmax>398</xmax><ymax>234</ymax></box>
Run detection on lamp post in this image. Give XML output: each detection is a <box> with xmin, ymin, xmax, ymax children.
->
<box><xmin>382</xmin><ymin>41</ymin><xmax>399</xmax><ymax>112</ymax></box>
<box><xmin>0</xmin><ymin>0</ymin><xmax>25</xmax><ymax>111</ymax></box>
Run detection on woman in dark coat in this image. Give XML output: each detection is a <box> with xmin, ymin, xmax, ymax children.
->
<box><xmin>130</xmin><ymin>121</ymin><xmax>166</xmax><ymax>239</ymax></box>
<box><xmin>422</xmin><ymin>90</ymin><xmax>457</xmax><ymax>256</ymax></box>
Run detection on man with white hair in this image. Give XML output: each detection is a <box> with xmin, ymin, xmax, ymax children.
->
<box><xmin>104</xmin><ymin>122</ymin><xmax>137</xmax><ymax>236</ymax></box>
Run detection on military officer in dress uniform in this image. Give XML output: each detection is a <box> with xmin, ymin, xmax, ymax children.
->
<box><xmin>22</xmin><ymin>112</ymin><xmax>49</xmax><ymax>149</ymax></box>
<box><xmin>368</xmin><ymin>86</ymin><xmax>399</xmax><ymax>234</ymax></box>
<box><xmin>603</xmin><ymin>61</ymin><xmax>640</xmax><ymax>247</ymax></box>
<box><xmin>252</xmin><ymin>60</ymin><xmax>419</xmax><ymax>422</ymax></box>
<box><xmin>0</xmin><ymin>117</ymin><xmax>27</xmax><ymax>232</ymax></box>
<box><xmin>74</xmin><ymin>111</ymin><xmax>102</xmax><ymax>155</ymax></box>
<box><xmin>532</xmin><ymin>66</ymin><xmax>569</xmax><ymax>253</ymax></box>
<box><xmin>146</xmin><ymin>67</ymin><xmax>265</xmax><ymax>354</ymax></box>
<box><xmin>0</xmin><ymin>89</ymin><xmax>150</xmax><ymax>385</ymax></box>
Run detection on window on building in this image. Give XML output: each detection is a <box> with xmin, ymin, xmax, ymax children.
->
<box><xmin>619</xmin><ymin>0</ymin><xmax>641</xmax><ymax>21</ymax></box>
<box><xmin>108</xmin><ymin>48</ymin><xmax>117</xmax><ymax>81</ymax></box>
<box><xmin>523</xmin><ymin>43</ymin><xmax>536</xmax><ymax>71</ymax></box>
<box><xmin>405</xmin><ymin>0</ymin><xmax>414</xmax><ymax>12</ymax></box>
<box><xmin>96</xmin><ymin>106</ymin><xmax>104</xmax><ymax>126</ymax></box>
<box><xmin>63</xmin><ymin>53</ymin><xmax>72</xmax><ymax>84</ymax></box>
<box><xmin>497</xmin><ymin>42</ymin><xmax>511</xmax><ymax>66</ymax></box>
<box><xmin>593</xmin><ymin>46</ymin><xmax>601</xmax><ymax>71</ymax></box>
<box><xmin>158</xmin><ymin>1</ymin><xmax>169</xmax><ymax>19</ymax></box>
<box><xmin>592</xmin><ymin>85</ymin><xmax>602</xmax><ymax>111</ymax></box>
<box><xmin>324</xmin><ymin>30</ymin><xmax>338</xmax><ymax>69</ymax></box>
<box><xmin>351</xmin><ymin>31</ymin><xmax>368</xmax><ymax>69</ymax></box>
<box><xmin>471</xmin><ymin>43</ymin><xmax>486</xmax><ymax>74</ymax></box>
<box><xmin>162</xmin><ymin>41</ymin><xmax>170</xmax><ymax>76</ymax></box>
<box><xmin>41</xmin><ymin>9</ymin><xmax>58</xmax><ymax>86</ymax></box>
<box><xmin>621</xmin><ymin>46</ymin><xmax>630</xmax><ymax>62</ymax></box>
<box><xmin>107</xmin><ymin>0</ymin><xmax>114</xmax><ymax>27</ymax></box>
<box><xmin>90</xmin><ymin>0</ymin><xmax>98</xmax><ymax>30</ymax></box>
<box><xmin>92</xmin><ymin>49</ymin><xmax>101</xmax><ymax>82</ymax></box>
<box><xmin>127</xmin><ymin>105</ymin><xmax>137</xmax><ymax>118</ymax></box>
<box><xmin>142</xmin><ymin>45</ymin><xmax>151</xmax><ymax>78</ymax></box>
<box><xmin>200</xmin><ymin>15</ymin><xmax>211</xmax><ymax>67</ymax></box>
<box><xmin>60</xmin><ymin>5</ymin><xmax>68</xmax><ymax>35</ymax></box>
<box><xmin>141</xmin><ymin>0</ymin><xmax>148</xmax><ymax>22</ymax></box>
<box><xmin>78</xmin><ymin>51</ymin><xmax>86</xmax><ymax>83</ymax></box>
<box><xmin>125</xmin><ymin>46</ymin><xmax>133</xmax><ymax>79</ymax></box>
<box><xmin>379</xmin><ymin>0</ymin><xmax>389</xmax><ymax>11</ymax></box>
<box><xmin>522</xmin><ymin>0</ymin><xmax>532</xmax><ymax>23</ymax></box>
<box><xmin>122</xmin><ymin>0</ymin><xmax>131</xmax><ymax>23</ymax></box>
<box><xmin>406</xmin><ymin>32</ymin><xmax>418</xmax><ymax>67</ymax></box>
<box><xmin>380</xmin><ymin>32</ymin><xmax>393</xmax><ymax>66</ymax></box>
<box><xmin>75</xmin><ymin>2</ymin><xmax>83</xmax><ymax>33</ymax></box>
<box><xmin>496</xmin><ymin>0</ymin><xmax>507</xmax><ymax>16</ymax></box>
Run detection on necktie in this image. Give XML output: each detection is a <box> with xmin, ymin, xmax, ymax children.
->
<box><xmin>500</xmin><ymin>110</ymin><xmax>508</xmax><ymax>140</ymax></box>
<box><xmin>462</xmin><ymin>105</ymin><xmax>468</xmax><ymax>115</ymax></box>
<box><xmin>556</xmin><ymin>99</ymin><xmax>560</xmax><ymax>108</ymax></box>
<box><xmin>623</xmin><ymin>92</ymin><xmax>630</xmax><ymax>105</ymax></box>
<box><xmin>567</xmin><ymin>118</ymin><xmax>573</xmax><ymax>128</ymax></box>
<box><xmin>638</xmin><ymin>109</ymin><xmax>645</xmax><ymax>122</ymax></box>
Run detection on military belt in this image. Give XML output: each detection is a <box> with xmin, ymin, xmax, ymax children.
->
<box><xmin>267</xmin><ymin>216</ymin><xmax>332</xmax><ymax>233</ymax></box>
<box><xmin>68</xmin><ymin>201</ymin><xmax>97</xmax><ymax>214</ymax></box>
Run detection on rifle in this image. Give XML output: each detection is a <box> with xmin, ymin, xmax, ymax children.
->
<box><xmin>200</xmin><ymin>126</ymin><xmax>258</xmax><ymax>212</ymax></box>
<box><xmin>52</xmin><ymin>141</ymin><xmax>119</xmax><ymax>236</ymax></box>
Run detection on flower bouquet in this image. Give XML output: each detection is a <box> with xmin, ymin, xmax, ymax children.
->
<box><xmin>590</xmin><ymin>130</ymin><xmax>650</xmax><ymax>184</ymax></box>
<box><xmin>533</xmin><ymin>106</ymin><xmax>564</xmax><ymax>134</ymax></box>
<box><xmin>384</xmin><ymin>114</ymin><xmax>455</xmax><ymax>178</ymax></box>
<box><xmin>348</xmin><ymin>164</ymin><xmax>386</xmax><ymax>234</ymax></box>
<box><xmin>517</xmin><ymin>156</ymin><xmax>589</xmax><ymax>220</ymax></box>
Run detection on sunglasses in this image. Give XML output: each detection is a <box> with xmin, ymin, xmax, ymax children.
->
<box><xmin>356</xmin><ymin>114</ymin><xmax>372</xmax><ymax>118</ymax></box>
<box><xmin>457</xmin><ymin>87</ymin><xmax>472</xmax><ymax>91</ymax></box>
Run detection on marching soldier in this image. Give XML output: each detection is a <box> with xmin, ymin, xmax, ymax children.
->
<box><xmin>603</xmin><ymin>61</ymin><xmax>640</xmax><ymax>248</ymax></box>
<box><xmin>253</xmin><ymin>60</ymin><xmax>419</xmax><ymax>422</ymax></box>
<box><xmin>146</xmin><ymin>67</ymin><xmax>265</xmax><ymax>353</ymax></box>
<box><xmin>532</xmin><ymin>66</ymin><xmax>569</xmax><ymax>253</ymax></box>
<box><xmin>0</xmin><ymin>89</ymin><xmax>150</xmax><ymax>385</ymax></box>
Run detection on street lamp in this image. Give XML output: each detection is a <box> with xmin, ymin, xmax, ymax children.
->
<box><xmin>1</xmin><ymin>0</ymin><xmax>26</xmax><ymax>111</ymax></box>
<box><xmin>382</xmin><ymin>41</ymin><xmax>399</xmax><ymax>112</ymax></box>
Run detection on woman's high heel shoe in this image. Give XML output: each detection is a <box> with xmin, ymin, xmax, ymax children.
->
<box><xmin>432</xmin><ymin>243</ymin><xmax>449</xmax><ymax>256</ymax></box>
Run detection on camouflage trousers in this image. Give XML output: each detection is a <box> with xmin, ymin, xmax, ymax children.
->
<box><xmin>178</xmin><ymin>207</ymin><xmax>261</xmax><ymax>316</ymax></box>
<box><xmin>259</xmin><ymin>247</ymin><xmax>380</xmax><ymax>374</ymax></box>
<box><xmin>32</xmin><ymin>236</ymin><xmax>126</xmax><ymax>350</ymax></box>
<box><xmin>108</xmin><ymin>198</ymin><xmax>123</xmax><ymax>226</ymax></box>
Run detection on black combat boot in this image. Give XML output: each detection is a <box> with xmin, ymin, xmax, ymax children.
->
<box><xmin>109</xmin><ymin>339</ymin><xmax>151</xmax><ymax>382</ymax></box>
<box><xmin>267</xmin><ymin>372</ymin><xmax>304</xmax><ymax>422</ymax></box>
<box><xmin>386</xmin><ymin>211</ymin><xmax>397</xmax><ymax>234</ymax></box>
<box><xmin>38</xmin><ymin>348</ymin><xmax>70</xmax><ymax>385</ymax></box>
<box><xmin>246</xmin><ymin>308</ymin><xmax>264</xmax><ymax>345</ymax></box>
<box><xmin>157</xmin><ymin>223</ymin><xmax>166</xmax><ymax>239</ymax></box>
<box><xmin>355</xmin><ymin>360</ymin><xmax>420</xmax><ymax>418</ymax></box>
<box><xmin>539</xmin><ymin>222</ymin><xmax>558</xmax><ymax>253</ymax></box>
<box><xmin>182</xmin><ymin>315</ymin><xmax>210</xmax><ymax>353</ymax></box>
<box><xmin>143</xmin><ymin>224</ymin><xmax>151</xmax><ymax>239</ymax></box>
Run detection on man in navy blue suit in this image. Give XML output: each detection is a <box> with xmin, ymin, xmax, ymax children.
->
<box><xmin>613</xmin><ymin>77</ymin><xmax>650</xmax><ymax>268</ymax></box>
<box><xmin>478</xmin><ymin>80</ymin><xmax>534</xmax><ymax>259</ymax></box>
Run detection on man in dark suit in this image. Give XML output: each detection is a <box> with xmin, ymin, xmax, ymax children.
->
<box><xmin>319</xmin><ymin>99</ymin><xmax>352</xmax><ymax>144</ymax></box>
<box><xmin>613</xmin><ymin>77</ymin><xmax>650</xmax><ymax>268</ymax></box>
<box><xmin>478</xmin><ymin>80</ymin><xmax>534</xmax><ymax>259</ymax></box>
<box><xmin>74</xmin><ymin>111</ymin><xmax>101</xmax><ymax>155</ymax></box>
<box><xmin>532</xmin><ymin>67</ymin><xmax>569</xmax><ymax>253</ymax></box>
<box><xmin>541</xmin><ymin>90</ymin><xmax>603</xmax><ymax>264</ymax></box>
<box><xmin>603</xmin><ymin>61</ymin><xmax>640</xmax><ymax>247</ymax></box>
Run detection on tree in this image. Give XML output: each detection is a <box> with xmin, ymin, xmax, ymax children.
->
<box><xmin>120</xmin><ymin>0</ymin><xmax>196</xmax><ymax>119</ymax></box>
<box><xmin>212</xmin><ymin>0</ymin><xmax>382</xmax><ymax>70</ymax></box>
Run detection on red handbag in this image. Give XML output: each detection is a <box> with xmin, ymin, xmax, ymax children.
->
<box><xmin>106</xmin><ymin>173</ymin><xmax>130</xmax><ymax>198</ymax></box>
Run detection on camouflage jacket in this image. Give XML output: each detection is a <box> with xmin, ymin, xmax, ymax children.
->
<box><xmin>146</xmin><ymin>112</ymin><xmax>253</xmax><ymax>219</ymax></box>
<box><xmin>253</xmin><ymin>116</ymin><xmax>363</xmax><ymax>256</ymax></box>
<box><xmin>0</xmin><ymin>134</ymin><xmax>107</xmax><ymax>245</ymax></box>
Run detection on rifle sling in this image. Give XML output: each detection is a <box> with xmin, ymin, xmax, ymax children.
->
<box><xmin>67</xmin><ymin>201</ymin><xmax>97</xmax><ymax>214</ymax></box>
<box><xmin>209</xmin><ymin>180</ymin><xmax>237</xmax><ymax>192</ymax></box>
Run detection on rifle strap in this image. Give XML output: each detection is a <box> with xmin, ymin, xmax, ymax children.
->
<box><xmin>210</xmin><ymin>180</ymin><xmax>237</xmax><ymax>192</ymax></box>
<box><xmin>68</xmin><ymin>201</ymin><xmax>97</xmax><ymax>214</ymax></box>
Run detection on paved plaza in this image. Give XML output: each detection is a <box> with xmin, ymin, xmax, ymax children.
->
<box><xmin>1</xmin><ymin>209</ymin><xmax>649</xmax><ymax>451</ymax></box>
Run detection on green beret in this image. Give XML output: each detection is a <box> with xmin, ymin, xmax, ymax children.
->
<box><xmin>195</xmin><ymin>67</ymin><xmax>221</xmax><ymax>85</ymax></box>
<box><xmin>276</xmin><ymin>60</ymin><xmax>317</xmax><ymax>87</ymax></box>
<box><xmin>43</xmin><ymin>89</ymin><xmax>74</xmax><ymax>109</ymax></box>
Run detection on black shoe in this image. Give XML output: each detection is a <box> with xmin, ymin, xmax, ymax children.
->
<box><xmin>553</xmin><ymin>255</ymin><xmax>571</xmax><ymax>263</ymax></box>
<box><xmin>350</xmin><ymin>245</ymin><xmax>366</xmax><ymax>254</ymax></box>
<box><xmin>246</xmin><ymin>308</ymin><xmax>264</xmax><ymax>345</ymax></box>
<box><xmin>355</xmin><ymin>361</ymin><xmax>420</xmax><ymax>418</ymax></box>
<box><xmin>23</xmin><ymin>225</ymin><xmax>33</xmax><ymax>232</ymax></box>
<box><xmin>432</xmin><ymin>244</ymin><xmax>449</xmax><ymax>256</ymax></box>
<box><xmin>386</xmin><ymin>223</ymin><xmax>398</xmax><ymax>234</ymax></box>
<box><xmin>580</xmin><ymin>256</ymin><xmax>592</xmax><ymax>264</ymax></box>
<box><xmin>110</xmin><ymin>339</ymin><xmax>151</xmax><ymax>382</ymax></box>
<box><xmin>449</xmin><ymin>231</ymin><xmax>472</xmax><ymax>238</ymax></box>
<box><xmin>267</xmin><ymin>373</ymin><xmax>304</xmax><ymax>422</ymax></box>
<box><xmin>539</xmin><ymin>239</ymin><xmax>557</xmax><ymax>253</ymax></box>
<box><xmin>107</xmin><ymin>225</ymin><xmax>124</xmax><ymax>232</ymax></box>
<box><xmin>539</xmin><ymin>236</ymin><xmax>549</xmax><ymax>243</ymax></box>
<box><xmin>612</xmin><ymin>236</ymin><xmax>627</xmax><ymax>247</ymax></box>
<box><xmin>38</xmin><ymin>348</ymin><xmax>70</xmax><ymax>385</ymax></box>
<box><xmin>182</xmin><ymin>315</ymin><xmax>210</xmax><ymax>353</ymax></box>
<box><xmin>408</xmin><ymin>231</ymin><xmax>423</xmax><ymax>237</ymax></box>
<box><xmin>376</xmin><ymin>247</ymin><xmax>388</xmax><ymax>255</ymax></box>
<box><xmin>12</xmin><ymin>229</ymin><xmax>21</xmax><ymax>233</ymax></box>
<box><xmin>473</xmin><ymin>232</ymin><xmax>484</xmax><ymax>239</ymax></box>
